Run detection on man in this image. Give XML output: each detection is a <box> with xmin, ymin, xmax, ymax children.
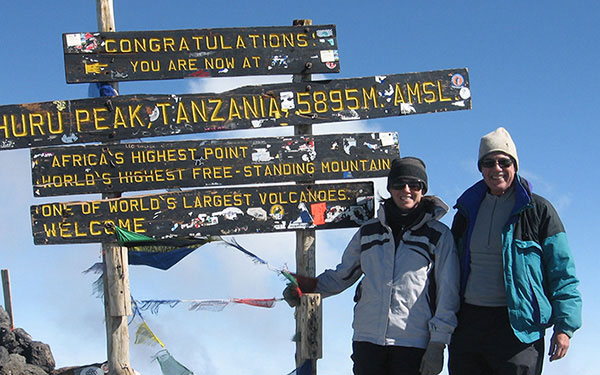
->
<box><xmin>448</xmin><ymin>127</ymin><xmax>582</xmax><ymax>375</ymax></box>
<box><xmin>285</xmin><ymin>157</ymin><xmax>459</xmax><ymax>375</ymax></box>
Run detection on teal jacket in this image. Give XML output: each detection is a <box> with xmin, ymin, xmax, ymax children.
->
<box><xmin>451</xmin><ymin>175</ymin><xmax>582</xmax><ymax>343</ymax></box>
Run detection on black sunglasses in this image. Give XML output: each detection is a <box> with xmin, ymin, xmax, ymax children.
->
<box><xmin>391</xmin><ymin>180</ymin><xmax>423</xmax><ymax>191</ymax></box>
<box><xmin>480</xmin><ymin>157</ymin><xmax>513</xmax><ymax>169</ymax></box>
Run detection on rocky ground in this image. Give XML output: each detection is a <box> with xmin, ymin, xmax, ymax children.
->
<box><xmin>0</xmin><ymin>306</ymin><xmax>103</xmax><ymax>375</ymax></box>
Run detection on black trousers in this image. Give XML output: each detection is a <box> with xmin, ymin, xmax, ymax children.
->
<box><xmin>352</xmin><ymin>341</ymin><xmax>425</xmax><ymax>375</ymax></box>
<box><xmin>448</xmin><ymin>303</ymin><xmax>544</xmax><ymax>375</ymax></box>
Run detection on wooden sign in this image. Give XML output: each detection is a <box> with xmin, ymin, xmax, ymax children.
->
<box><xmin>0</xmin><ymin>68</ymin><xmax>470</xmax><ymax>150</ymax></box>
<box><xmin>63</xmin><ymin>25</ymin><xmax>340</xmax><ymax>83</ymax></box>
<box><xmin>30</xmin><ymin>181</ymin><xmax>374</xmax><ymax>244</ymax></box>
<box><xmin>31</xmin><ymin>132</ymin><xmax>398</xmax><ymax>196</ymax></box>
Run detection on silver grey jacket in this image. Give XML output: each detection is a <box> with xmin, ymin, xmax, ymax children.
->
<box><xmin>316</xmin><ymin>196</ymin><xmax>459</xmax><ymax>348</ymax></box>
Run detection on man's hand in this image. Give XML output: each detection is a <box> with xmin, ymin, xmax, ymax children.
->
<box><xmin>420</xmin><ymin>341</ymin><xmax>445</xmax><ymax>375</ymax></box>
<box><xmin>549</xmin><ymin>331</ymin><xmax>570</xmax><ymax>361</ymax></box>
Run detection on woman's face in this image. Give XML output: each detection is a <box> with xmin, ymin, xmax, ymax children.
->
<box><xmin>390</xmin><ymin>180</ymin><xmax>424</xmax><ymax>211</ymax></box>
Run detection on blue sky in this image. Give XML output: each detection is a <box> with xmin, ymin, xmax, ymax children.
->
<box><xmin>1</xmin><ymin>1</ymin><xmax>599</xmax><ymax>374</ymax></box>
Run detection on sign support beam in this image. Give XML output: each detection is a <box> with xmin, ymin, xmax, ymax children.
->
<box><xmin>293</xmin><ymin>18</ymin><xmax>320</xmax><ymax>375</ymax></box>
<box><xmin>1</xmin><ymin>269</ymin><xmax>14</xmax><ymax>330</ymax></box>
<box><xmin>96</xmin><ymin>1</ymin><xmax>133</xmax><ymax>375</ymax></box>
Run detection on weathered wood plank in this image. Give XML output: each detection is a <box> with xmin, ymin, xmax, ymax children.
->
<box><xmin>63</xmin><ymin>25</ymin><xmax>339</xmax><ymax>82</ymax></box>
<box><xmin>0</xmin><ymin>68</ymin><xmax>470</xmax><ymax>150</ymax></box>
<box><xmin>30</xmin><ymin>132</ymin><xmax>398</xmax><ymax>196</ymax></box>
<box><xmin>30</xmin><ymin>181</ymin><xmax>374</xmax><ymax>244</ymax></box>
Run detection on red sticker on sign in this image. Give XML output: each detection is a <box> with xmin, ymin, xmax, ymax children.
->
<box><xmin>311</xmin><ymin>202</ymin><xmax>327</xmax><ymax>225</ymax></box>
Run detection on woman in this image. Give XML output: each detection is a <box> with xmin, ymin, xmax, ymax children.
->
<box><xmin>284</xmin><ymin>157</ymin><xmax>460</xmax><ymax>375</ymax></box>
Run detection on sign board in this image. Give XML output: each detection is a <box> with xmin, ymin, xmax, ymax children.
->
<box><xmin>31</xmin><ymin>132</ymin><xmax>398</xmax><ymax>196</ymax></box>
<box><xmin>30</xmin><ymin>181</ymin><xmax>374</xmax><ymax>244</ymax></box>
<box><xmin>0</xmin><ymin>68</ymin><xmax>470</xmax><ymax>150</ymax></box>
<box><xmin>63</xmin><ymin>25</ymin><xmax>340</xmax><ymax>83</ymax></box>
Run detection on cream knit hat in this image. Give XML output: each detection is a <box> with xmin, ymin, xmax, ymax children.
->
<box><xmin>478</xmin><ymin>127</ymin><xmax>519</xmax><ymax>171</ymax></box>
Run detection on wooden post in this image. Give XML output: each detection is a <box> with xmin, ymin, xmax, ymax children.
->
<box><xmin>293</xmin><ymin>18</ymin><xmax>321</xmax><ymax>375</ymax></box>
<box><xmin>299</xmin><ymin>293</ymin><xmax>322</xmax><ymax>360</ymax></box>
<box><xmin>1</xmin><ymin>269</ymin><xmax>14</xmax><ymax>330</ymax></box>
<box><xmin>96</xmin><ymin>1</ymin><xmax>133</xmax><ymax>374</ymax></box>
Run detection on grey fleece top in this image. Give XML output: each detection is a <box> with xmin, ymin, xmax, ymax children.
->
<box><xmin>464</xmin><ymin>188</ymin><xmax>515</xmax><ymax>306</ymax></box>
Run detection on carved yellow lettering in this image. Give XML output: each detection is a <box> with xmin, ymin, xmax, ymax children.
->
<box><xmin>345</xmin><ymin>89</ymin><xmax>360</xmax><ymax>110</ymax></box>
<box><xmin>113</xmin><ymin>106</ymin><xmax>127</xmax><ymax>128</ymax></box>
<box><xmin>268</xmin><ymin>97</ymin><xmax>282</xmax><ymax>118</ymax></box>
<box><xmin>329</xmin><ymin>90</ymin><xmax>343</xmax><ymax>111</ymax></box>
<box><xmin>296</xmin><ymin>33</ymin><xmax>308</xmax><ymax>47</ymax></box>
<box><xmin>422</xmin><ymin>82</ymin><xmax>437</xmax><ymax>103</ymax></box>
<box><xmin>149</xmin><ymin>38</ymin><xmax>160</xmax><ymax>52</ymax></box>
<box><xmin>163</xmin><ymin>37</ymin><xmax>175</xmax><ymax>52</ymax></box>
<box><xmin>105</xmin><ymin>39</ymin><xmax>117</xmax><ymax>52</ymax></box>
<box><xmin>93</xmin><ymin>107</ymin><xmax>109</xmax><ymax>130</ymax></box>
<box><xmin>192</xmin><ymin>36</ymin><xmax>203</xmax><ymax>50</ymax></box>
<box><xmin>243</xmin><ymin>57</ymin><xmax>251</xmax><ymax>68</ymax></box>
<box><xmin>29</xmin><ymin>113</ymin><xmax>45</xmax><ymax>135</ymax></box>
<box><xmin>190</xmin><ymin>100</ymin><xmax>208</xmax><ymax>122</ymax></box>
<box><xmin>437</xmin><ymin>81</ymin><xmax>452</xmax><ymax>102</ymax></box>
<box><xmin>89</xmin><ymin>221</ymin><xmax>103</xmax><ymax>236</ymax></box>
<box><xmin>297</xmin><ymin>92</ymin><xmax>311</xmax><ymax>114</ymax></box>
<box><xmin>228</xmin><ymin>98</ymin><xmax>242</xmax><ymax>120</ymax></box>
<box><xmin>166</xmin><ymin>197</ymin><xmax>177</xmax><ymax>210</ymax></box>
<box><xmin>206</xmin><ymin>35</ymin><xmax>218</xmax><ymax>50</ymax></box>
<box><xmin>48</xmin><ymin>112</ymin><xmax>64</xmax><ymax>134</ymax></box>
<box><xmin>236</xmin><ymin>35</ymin><xmax>246</xmax><ymax>48</ymax></box>
<box><xmin>394</xmin><ymin>83</ymin><xmax>406</xmax><ymax>105</ymax></box>
<box><xmin>11</xmin><ymin>115</ymin><xmax>27</xmax><ymax>137</ymax></box>
<box><xmin>133</xmin><ymin>217</ymin><xmax>145</xmax><ymax>233</ymax></box>
<box><xmin>73</xmin><ymin>219</ymin><xmax>86</xmax><ymax>236</ymax></box>
<box><xmin>313</xmin><ymin>91</ymin><xmax>328</xmax><ymax>113</ymax></box>
<box><xmin>220</xmin><ymin>35</ymin><xmax>232</xmax><ymax>49</ymax></box>
<box><xmin>75</xmin><ymin>109</ymin><xmax>91</xmax><ymax>132</ymax></box>
<box><xmin>407</xmin><ymin>83</ymin><xmax>421</xmax><ymax>103</ymax></box>
<box><xmin>134</xmin><ymin>39</ymin><xmax>147</xmax><ymax>52</ymax></box>
<box><xmin>282</xmin><ymin>33</ymin><xmax>294</xmax><ymax>47</ymax></box>
<box><xmin>178</xmin><ymin>59</ymin><xmax>187</xmax><ymax>70</ymax></box>
<box><xmin>0</xmin><ymin>115</ymin><xmax>10</xmax><ymax>138</ymax></box>
<box><xmin>156</xmin><ymin>103</ymin><xmax>170</xmax><ymax>125</ymax></box>
<box><xmin>209</xmin><ymin>99</ymin><xmax>225</xmax><ymax>121</ymax></box>
<box><xmin>269</xmin><ymin>34</ymin><xmax>281</xmax><ymax>48</ymax></box>
<box><xmin>120</xmin><ymin>39</ymin><xmax>132</xmax><ymax>53</ymax></box>
<box><xmin>248</xmin><ymin>34</ymin><xmax>259</xmax><ymax>48</ymax></box>
<box><xmin>362</xmin><ymin>87</ymin><xmax>378</xmax><ymax>109</ymax></box>
<box><xmin>179</xmin><ymin>37</ymin><xmax>190</xmax><ymax>51</ymax></box>
<box><xmin>59</xmin><ymin>222</ymin><xmax>73</xmax><ymax>238</ymax></box>
<box><xmin>176</xmin><ymin>101</ymin><xmax>190</xmax><ymax>123</ymax></box>
<box><xmin>128</xmin><ymin>105</ymin><xmax>145</xmax><ymax>127</ymax></box>
<box><xmin>242</xmin><ymin>97</ymin><xmax>259</xmax><ymax>119</ymax></box>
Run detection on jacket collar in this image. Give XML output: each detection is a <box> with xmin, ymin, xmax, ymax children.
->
<box><xmin>455</xmin><ymin>174</ymin><xmax>533</xmax><ymax>221</ymax></box>
<box><xmin>378</xmin><ymin>195</ymin><xmax>449</xmax><ymax>230</ymax></box>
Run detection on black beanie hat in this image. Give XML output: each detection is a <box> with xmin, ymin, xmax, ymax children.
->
<box><xmin>387</xmin><ymin>157</ymin><xmax>428</xmax><ymax>193</ymax></box>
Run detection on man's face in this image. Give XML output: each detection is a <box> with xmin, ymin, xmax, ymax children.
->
<box><xmin>480</xmin><ymin>152</ymin><xmax>516</xmax><ymax>196</ymax></box>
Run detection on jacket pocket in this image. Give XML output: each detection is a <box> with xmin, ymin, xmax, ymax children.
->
<box><xmin>514</xmin><ymin>239</ymin><xmax>551</xmax><ymax>326</ymax></box>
